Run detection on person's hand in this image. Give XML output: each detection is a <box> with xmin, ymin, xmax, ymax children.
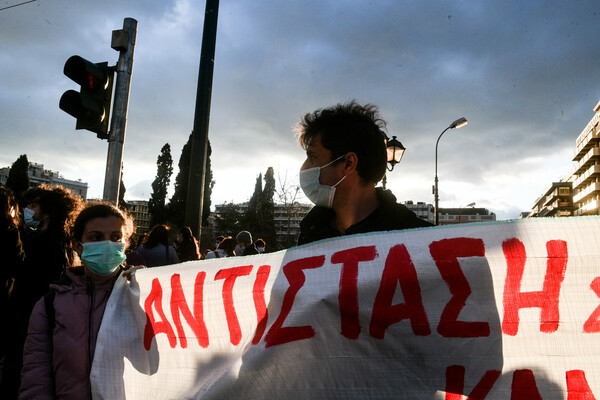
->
<box><xmin>122</xmin><ymin>265</ymin><xmax>146</xmax><ymax>281</ymax></box>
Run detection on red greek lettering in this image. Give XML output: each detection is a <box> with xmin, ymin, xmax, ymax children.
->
<box><xmin>430</xmin><ymin>238</ymin><xmax>489</xmax><ymax>337</ymax></box>
<box><xmin>144</xmin><ymin>277</ymin><xmax>177</xmax><ymax>351</ymax></box>
<box><xmin>252</xmin><ymin>265</ymin><xmax>271</xmax><ymax>345</ymax></box>
<box><xmin>369</xmin><ymin>244</ymin><xmax>431</xmax><ymax>339</ymax></box>
<box><xmin>331</xmin><ymin>246</ymin><xmax>378</xmax><ymax>339</ymax></box>
<box><xmin>445</xmin><ymin>365</ymin><xmax>501</xmax><ymax>400</ymax></box>
<box><xmin>502</xmin><ymin>239</ymin><xmax>568</xmax><ymax>336</ymax></box>
<box><xmin>170</xmin><ymin>272</ymin><xmax>209</xmax><ymax>349</ymax></box>
<box><xmin>510</xmin><ymin>369</ymin><xmax>542</xmax><ymax>400</ymax></box>
<box><xmin>215</xmin><ymin>265</ymin><xmax>254</xmax><ymax>346</ymax></box>
<box><xmin>264</xmin><ymin>255</ymin><xmax>326</xmax><ymax>348</ymax></box>
<box><xmin>566</xmin><ymin>370</ymin><xmax>597</xmax><ymax>400</ymax></box>
<box><xmin>583</xmin><ymin>277</ymin><xmax>600</xmax><ymax>333</ymax></box>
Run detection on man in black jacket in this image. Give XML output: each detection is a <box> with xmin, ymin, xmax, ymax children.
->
<box><xmin>297</xmin><ymin>101</ymin><xmax>431</xmax><ymax>246</ymax></box>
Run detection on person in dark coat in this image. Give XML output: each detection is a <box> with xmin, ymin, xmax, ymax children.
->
<box><xmin>176</xmin><ymin>226</ymin><xmax>200</xmax><ymax>262</ymax></box>
<box><xmin>2</xmin><ymin>185</ymin><xmax>82</xmax><ymax>397</ymax></box>
<box><xmin>0</xmin><ymin>186</ymin><xmax>25</xmax><ymax>394</ymax></box>
<box><xmin>296</xmin><ymin>101</ymin><xmax>432</xmax><ymax>246</ymax></box>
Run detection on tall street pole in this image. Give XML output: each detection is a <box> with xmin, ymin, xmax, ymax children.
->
<box><xmin>103</xmin><ymin>18</ymin><xmax>137</xmax><ymax>204</ymax></box>
<box><xmin>185</xmin><ymin>0</ymin><xmax>219</xmax><ymax>238</ymax></box>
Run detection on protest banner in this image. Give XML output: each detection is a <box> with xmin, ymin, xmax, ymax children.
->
<box><xmin>90</xmin><ymin>217</ymin><xmax>600</xmax><ymax>399</ymax></box>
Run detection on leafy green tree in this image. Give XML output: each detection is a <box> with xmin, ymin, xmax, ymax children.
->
<box><xmin>6</xmin><ymin>154</ymin><xmax>29</xmax><ymax>206</ymax></box>
<box><xmin>215</xmin><ymin>202</ymin><xmax>241</xmax><ymax>237</ymax></box>
<box><xmin>148</xmin><ymin>143</ymin><xmax>173</xmax><ymax>227</ymax></box>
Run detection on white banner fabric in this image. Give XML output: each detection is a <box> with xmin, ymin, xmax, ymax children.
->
<box><xmin>90</xmin><ymin>217</ymin><xmax>600</xmax><ymax>399</ymax></box>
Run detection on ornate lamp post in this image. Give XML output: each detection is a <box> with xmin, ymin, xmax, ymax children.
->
<box><xmin>382</xmin><ymin>136</ymin><xmax>406</xmax><ymax>189</ymax></box>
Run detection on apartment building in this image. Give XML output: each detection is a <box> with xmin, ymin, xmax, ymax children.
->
<box><xmin>0</xmin><ymin>162</ymin><xmax>88</xmax><ymax>199</ymax></box>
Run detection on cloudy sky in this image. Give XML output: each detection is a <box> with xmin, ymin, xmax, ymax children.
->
<box><xmin>1</xmin><ymin>0</ymin><xmax>599</xmax><ymax>220</ymax></box>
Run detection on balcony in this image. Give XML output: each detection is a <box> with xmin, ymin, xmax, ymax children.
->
<box><xmin>573</xmin><ymin>165</ymin><xmax>600</xmax><ymax>189</ymax></box>
<box><xmin>573</xmin><ymin>147</ymin><xmax>600</xmax><ymax>174</ymax></box>
<box><xmin>573</xmin><ymin>182</ymin><xmax>600</xmax><ymax>203</ymax></box>
<box><xmin>574</xmin><ymin>114</ymin><xmax>600</xmax><ymax>161</ymax></box>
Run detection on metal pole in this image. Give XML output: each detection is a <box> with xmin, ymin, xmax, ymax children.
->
<box><xmin>103</xmin><ymin>18</ymin><xmax>137</xmax><ymax>204</ymax></box>
<box><xmin>185</xmin><ymin>0</ymin><xmax>219</xmax><ymax>238</ymax></box>
<box><xmin>434</xmin><ymin>126</ymin><xmax>450</xmax><ymax>226</ymax></box>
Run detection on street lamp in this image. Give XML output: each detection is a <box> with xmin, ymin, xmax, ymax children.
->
<box><xmin>386</xmin><ymin>136</ymin><xmax>406</xmax><ymax>171</ymax></box>
<box><xmin>433</xmin><ymin>117</ymin><xmax>468</xmax><ymax>225</ymax></box>
<box><xmin>382</xmin><ymin>136</ymin><xmax>406</xmax><ymax>189</ymax></box>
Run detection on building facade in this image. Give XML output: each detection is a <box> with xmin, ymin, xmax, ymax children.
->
<box><xmin>528</xmin><ymin>99</ymin><xmax>600</xmax><ymax>218</ymax></box>
<box><xmin>0</xmin><ymin>162</ymin><xmax>88</xmax><ymax>199</ymax></box>
<box><xmin>570</xmin><ymin>100</ymin><xmax>600</xmax><ymax>216</ymax></box>
<box><xmin>211</xmin><ymin>201</ymin><xmax>312</xmax><ymax>250</ymax></box>
<box><xmin>529</xmin><ymin>182</ymin><xmax>573</xmax><ymax>218</ymax></box>
<box><xmin>403</xmin><ymin>201</ymin><xmax>496</xmax><ymax>225</ymax></box>
<box><xmin>127</xmin><ymin>200</ymin><xmax>151</xmax><ymax>237</ymax></box>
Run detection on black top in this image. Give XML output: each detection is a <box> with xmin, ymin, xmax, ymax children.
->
<box><xmin>297</xmin><ymin>188</ymin><xmax>433</xmax><ymax>245</ymax></box>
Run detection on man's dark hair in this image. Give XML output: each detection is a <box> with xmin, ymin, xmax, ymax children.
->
<box><xmin>297</xmin><ymin>100</ymin><xmax>388</xmax><ymax>184</ymax></box>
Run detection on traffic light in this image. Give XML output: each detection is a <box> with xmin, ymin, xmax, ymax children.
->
<box><xmin>59</xmin><ymin>56</ymin><xmax>114</xmax><ymax>140</ymax></box>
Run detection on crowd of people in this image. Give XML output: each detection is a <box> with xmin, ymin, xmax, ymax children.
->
<box><xmin>0</xmin><ymin>183</ymin><xmax>268</xmax><ymax>399</ymax></box>
<box><xmin>1</xmin><ymin>100</ymin><xmax>430</xmax><ymax>399</ymax></box>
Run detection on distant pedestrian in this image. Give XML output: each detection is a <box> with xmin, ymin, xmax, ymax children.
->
<box><xmin>214</xmin><ymin>235</ymin><xmax>224</xmax><ymax>251</ymax></box>
<box><xmin>255</xmin><ymin>238</ymin><xmax>266</xmax><ymax>253</ymax></box>
<box><xmin>235</xmin><ymin>230</ymin><xmax>258</xmax><ymax>256</ymax></box>
<box><xmin>176</xmin><ymin>226</ymin><xmax>200</xmax><ymax>262</ymax></box>
<box><xmin>205</xmin><ymin>236</ymin><xmax>236</xmax><ymax>259</ymax></box>
<box><xmin>136</xmin><ymin>224</ymin><xmax>180</xmax><ymax>267</ymax></box>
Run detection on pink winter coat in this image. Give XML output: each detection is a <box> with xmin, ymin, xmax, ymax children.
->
<box><xmin>19</xmin><ymin>266</ymin><xmax>120</xmax><ymax>400</ymax></box>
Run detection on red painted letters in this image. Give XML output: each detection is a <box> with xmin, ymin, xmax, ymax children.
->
<box><xmin>331</xmin><ymin>246</ymin><xmax>378</xmax><ymax>339</ymax></box>
<box><xmin>583</xmin><ymin>277</ymin><xmax>600</xmax><ymax>333</ymax></box>
<box><xmin>170</xmin><ymin>272</ymin><xmax>209</xmax><ymax>348</ymax></box>
<box><xmin>502</xmin><ymin>239</ymin><xmax>568</xmax><ymax>336</ymax></box>
<box><xmin>430</xmin><ymin>238</ymin><xmax>489</xmax><ymax>337</ymax></box>
<box><xmin>215</xmin><ymin>266</ymin><xmax>254</xmax><ymax>345</ymax></box>
<box><xmin>252</xmin><ymin>265</ymin><xmax>271</xmax><ymax>345</ymax></box>
<box><xmin>264</xmin><ymin>255</ymin><xmax>326</xmax><ymax>347</ymax></box>
<box><xmin>370</xmin><ymin>244</ymin><xmax>431</xmax><ymax>339</ymax></box>
<box><xmin>566</xmin><ymin>370</ymin><xmax>597</xmax><ymax>400</ymax></box>
<box><xmin>144</xmin><ymin>278</ymin><xmax>177</xmax><ymax>350</ymax></box>
<box><xmin>445</xmin><ymin>365</ymin><xmax>500</xmax><ymax>400</ymax></box>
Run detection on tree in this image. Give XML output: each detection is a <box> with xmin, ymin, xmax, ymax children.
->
<box><xmin>259</xmin><ymin>167</ymin><xmax>276</xmax><ymax>248</ymax></box>
<box><xmin>275</xmin><ymin>170</ymin><xmax>303</xmax><ymax>249</ymax></box>
<box><xmin>245</xmin><ymin>173</ymin><xmax>262</xmax><ymax>235</ymax></box>
<box><xmin>6</xmin><ymin>154</ymin><xmax>29</xmax><ymax>206</ymax></box>
<box><xmin>119</xmin><ymin>164</ymin><xmax>128</xmax><ymax>210</ymax></box>
<box><xmin>148</xmin><ymin>143</ymin><xmax>173</xmax><ymax>227</ymax></box>
<box><xmin>215</xmin><ymin>202</ymin><xmax>242</xmax><ymax>237</ymax></box>
<box><xmin>169</xmin><ymin>134</ymin><xmax>214</xmax><ymax>231</ymax></box>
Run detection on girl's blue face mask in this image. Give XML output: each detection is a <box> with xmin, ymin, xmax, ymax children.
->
<box><xmin>80</xmin><ymin>240</ymin><xmax>126</xmax><ymax>276</ymax></box>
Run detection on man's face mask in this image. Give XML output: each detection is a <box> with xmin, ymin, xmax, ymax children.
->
<box><xmin>299</xmin><ymin>155</ymin><xmax>346</xmax><ymax>208</ymax></box>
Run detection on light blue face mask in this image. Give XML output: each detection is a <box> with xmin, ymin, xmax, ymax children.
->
<box><xmin>299</xmin><ymin>155</ymin><xmax>346</xmax><ymax>208</ymax></box>
<box><xmin>23</xmin><ymin>207</ymin><xmax>40</xmax><ymax>228</ymax></box>
<box><xmin>80</xmin><ymin>240</ymin><xmax>126</xmax><ymax>276</ymax></box>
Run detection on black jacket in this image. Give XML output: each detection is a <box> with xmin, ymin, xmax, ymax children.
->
<box><xmin>297</xmin><ymin>188</ymin><xmax>432</xmax><ymax>246</ymax></box>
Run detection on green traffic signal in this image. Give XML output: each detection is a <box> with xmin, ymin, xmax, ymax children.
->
<box><xmin>59</xmin><ymin>55</ymin><xmax>114</xmax><ymax>140</ymax></box>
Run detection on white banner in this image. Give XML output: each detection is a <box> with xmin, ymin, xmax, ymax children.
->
<box><xmin>90</xmin><ymin>217</ymin><xmax>600</xmax><ymax>399</ymax></box>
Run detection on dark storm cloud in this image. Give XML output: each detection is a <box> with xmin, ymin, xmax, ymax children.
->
<box><xmin>1</xmin><ymin>0</ymin><xmax>598</xmax><ymax>218</ymax></box>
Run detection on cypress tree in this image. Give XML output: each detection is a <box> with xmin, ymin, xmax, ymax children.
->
<box><xmin>148</xmin><ymin>143</ymin><xmax>173</xmax><ymax>227</ymax></box>
<box><xmin>6</xmin><ymin>154</ymin><xmax>30</xmax><ymax>206</ymax></box>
